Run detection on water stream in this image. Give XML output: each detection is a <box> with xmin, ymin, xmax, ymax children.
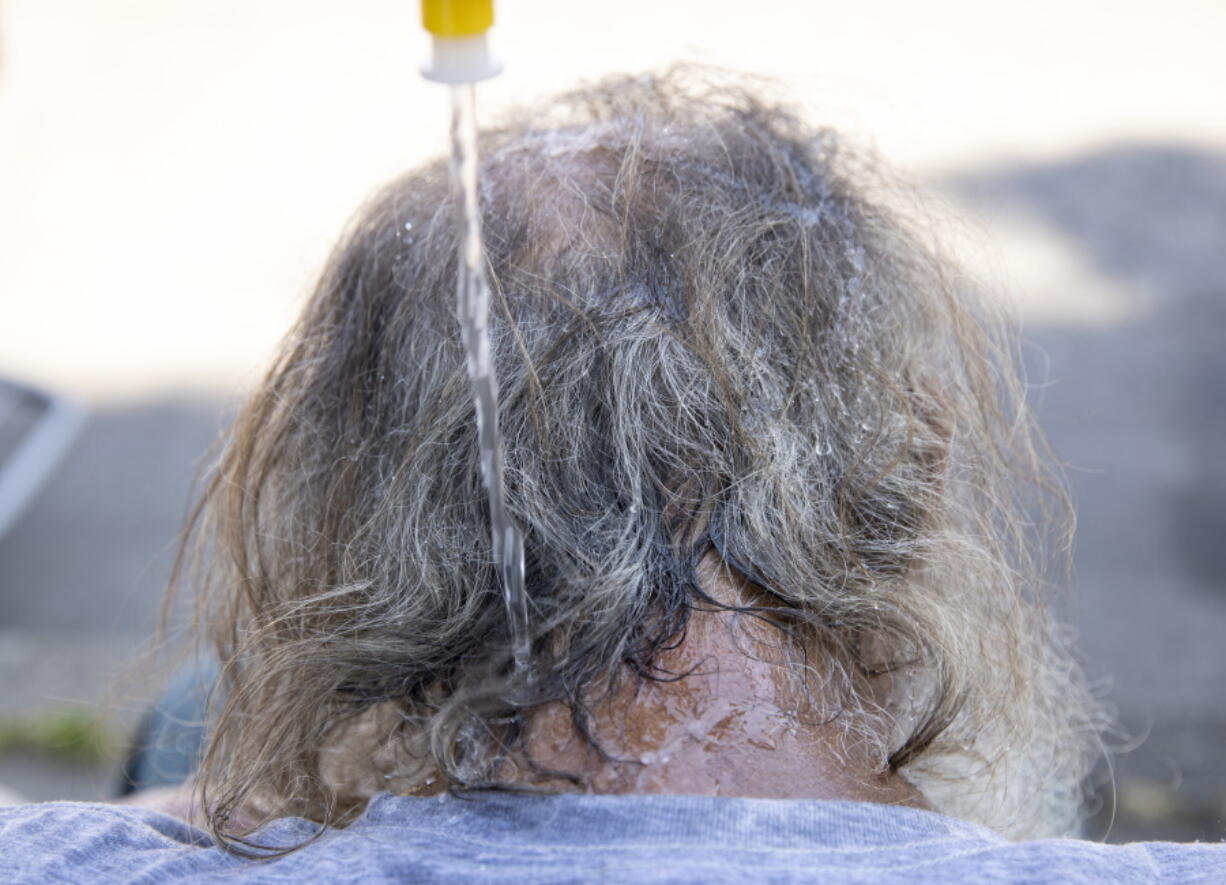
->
<box><xmin>448</xmin><ymin>84</ymin><xmax>529</xmax><ymax>670</ymax></box>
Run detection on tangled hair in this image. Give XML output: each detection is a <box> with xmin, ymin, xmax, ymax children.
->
<box><xmin>185</xmin><ymin>68</ymin><xmax>1101</xmax><ymax>852</ymax></box>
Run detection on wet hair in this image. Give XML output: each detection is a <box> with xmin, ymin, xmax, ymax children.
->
<box><xmin>184</xmin><ymin>67</ymin><xmax>1101</xmax><ymax>853</ymax></box>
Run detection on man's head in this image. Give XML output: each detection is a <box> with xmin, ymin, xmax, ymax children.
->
<box><xmin>190</xmin><ymin>69</ymin><xmax>1099</xmax><ymax>847</ymax></box>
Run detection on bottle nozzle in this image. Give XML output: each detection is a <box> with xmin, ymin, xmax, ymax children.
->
<box><xmin>420</xmin><ymin>0</ymin><xmax>501</xmax><ymax>84</ymax></box>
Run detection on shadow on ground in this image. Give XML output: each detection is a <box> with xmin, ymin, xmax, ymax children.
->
<box><xmin>0</xmin><ymin>396</ymin><xmax>229</xmax><ymax>800</ymax></box>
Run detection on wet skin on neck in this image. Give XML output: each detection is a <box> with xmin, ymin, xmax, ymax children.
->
<box><xmin>514</xmin><ymin>555</ymin><xmax>930</xmax><ymax>808</ymax></box>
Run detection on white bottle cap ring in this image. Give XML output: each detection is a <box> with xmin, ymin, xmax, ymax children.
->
<box><xmin>421</xmin><ymin>33</ymin><xmax>501</xmax><ymax>85</ymax></box>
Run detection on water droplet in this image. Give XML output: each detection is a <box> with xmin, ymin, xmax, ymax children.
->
<box><xmin>403</xmin><ymin>221</ymin><xmax>413</xmax><ymax>231</ymax></box>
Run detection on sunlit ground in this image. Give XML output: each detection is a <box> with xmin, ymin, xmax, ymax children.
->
<box><xmin>1</xmin><ymin>0</ymin><xmax>1223</xmax><ymax>841</ymax></box>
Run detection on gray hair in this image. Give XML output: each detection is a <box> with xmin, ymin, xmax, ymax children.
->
<box><xmin>186</xmin><ymin>68</ymin><xmax>1101</xmax><ymax>853</ymax></box>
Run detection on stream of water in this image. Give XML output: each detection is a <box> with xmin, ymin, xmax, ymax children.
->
<box><xmin>449</xmin><ymin>84</ymin><xmax>529</xmax><ymax>671</ymax></box>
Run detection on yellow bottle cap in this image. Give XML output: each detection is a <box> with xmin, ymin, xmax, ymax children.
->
<box><xmin>421</xmin><ymin>0</ymin><xmax>494</xmax><ymax>38</ymax></box>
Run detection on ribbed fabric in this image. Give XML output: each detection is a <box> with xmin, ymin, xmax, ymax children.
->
<box><xmin>1</xmin><ymin>792</ymin><xmax>1222</xmax><ymax>883</ymax></box>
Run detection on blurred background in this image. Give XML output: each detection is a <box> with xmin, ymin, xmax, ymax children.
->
<box><xmin>0</xmin><ymin>0</ymin><xmax>1222</xmax><ymax>841</ymax></box>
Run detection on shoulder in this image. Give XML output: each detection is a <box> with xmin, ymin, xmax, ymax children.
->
<box><xmin>0</xmin><ymin>801</ymin><xmax>218</xmax><ymax>883</ymax></box>
<box><xmin>966</xmin><ymin>836</ymin><xmax>1226</xmax><ymax>885</ymax></box>
<box><xmin>817</xmin><ymin>803</ymin><xmax>1226</xmax><ymax>885</ymax></box>
<box><xmin>0</xmin><ymin>796</ymin><xmax>1223</xmax><ymax>884</ymax></box>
